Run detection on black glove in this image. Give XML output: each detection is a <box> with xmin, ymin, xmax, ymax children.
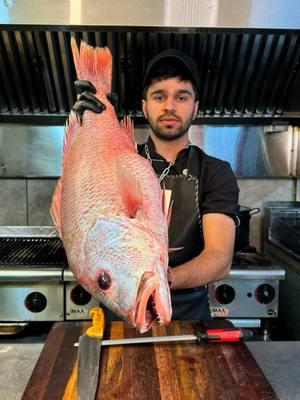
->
<box><xmin>72</xmin><ymin>80</ymin><xmax>118</xmax><ymax>123</ymax></box>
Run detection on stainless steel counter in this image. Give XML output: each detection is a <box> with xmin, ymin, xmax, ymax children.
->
<box><xmin>246</xmin><ymin>342</ymin><xmax>300</xmax><ymax>400</ymax></box>
<box><xmin>0</xmin><ymin>342</ymin><xmax>43</xmax><ymax>400</ymax></box>
<box><xmin>0</xmin><ymin>339</ymin><xmax>299</xmax><ymax>400</ymax></box>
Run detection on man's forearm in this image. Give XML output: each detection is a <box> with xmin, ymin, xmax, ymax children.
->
<box><xmin>168</xmin><ymin>249</ymin><xmax>232</xmax><ymax>289</ymax></box>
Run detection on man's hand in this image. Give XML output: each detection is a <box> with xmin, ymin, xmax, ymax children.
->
<box><xmin>72</xmin><ymin>80</ymin><xmax>105</xmax><ymax>122</ymax></box>
<box><xmin>71</xmin><ymin>80</ymin><xmax>118</xmax><ymax>123</ymax></box>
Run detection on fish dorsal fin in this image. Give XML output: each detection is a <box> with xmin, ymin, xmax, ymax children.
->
<box><xmin>120</xmin><ymin>116</ymin><xmax>136</xmax><ymax>151</ymax></box>
<box><xmin>116</xmin><ymin>161</ymin><xmax>144</xmax><ymax>218</ymax></box>
<box><xmin>49</xmin><ymin>111</ymin><xmax>81</xmax><ymax>237</ymax></box>
<box><xmin>50</xmin><ymin>179</ymin><xmax>63</xmax><ymax>238</ymax></box>
<box><xmin>63</xmin><ymin>111</ymin><xmax>81</xmax><ymax>162</ymax></box>
<box><xmin>70</xmin><ymin>37</ymin><xmax>112</xmax><ymax>93</ymax></box>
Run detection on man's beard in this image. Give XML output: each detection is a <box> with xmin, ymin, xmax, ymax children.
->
<box><xmin>147</xmin><ymin>113</ymin><xmax>194</xmax><ymax>141</ymax></box>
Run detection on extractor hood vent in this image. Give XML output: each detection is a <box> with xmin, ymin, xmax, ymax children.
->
<box><xmin>0</xmin><ymin>28</ymin><xmax>300</xmax><ymax>123</ymax></box>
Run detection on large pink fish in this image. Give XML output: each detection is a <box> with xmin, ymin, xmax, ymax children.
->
<box><xmin>51</xmin><ymin>38</ymin><xmax>171</xmax><ymax>333</ymax></box>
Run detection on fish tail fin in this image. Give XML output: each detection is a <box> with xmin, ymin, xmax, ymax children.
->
<box><xmin>120</xmin><ymin>116</ymin><xmax>136</xmax><ymax>151</ymax></box>
<box><xmin>71</xmin><ymin>37</ymin><xmax>112</xmax><ymax>93</ymax></box>
<box><xmin>50</xmin><ymin>179</ymin><xmax>63</xmax><ymax>238</ymax></box>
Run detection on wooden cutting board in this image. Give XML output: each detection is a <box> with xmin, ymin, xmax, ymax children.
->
<box><xmin>22</xmin><ymin>320</ymin><xmax>277</xmax><ymax>400</ymax></box>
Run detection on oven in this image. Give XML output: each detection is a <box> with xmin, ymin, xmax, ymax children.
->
<box><xmin>208</xmin><ymin>251</ymin><xmax>285</xmax><ymax>331</ymax></box>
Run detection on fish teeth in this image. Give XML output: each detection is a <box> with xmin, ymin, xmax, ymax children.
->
<box><xmin>150</xmin><ymin>298</ymin><xmax>162</xmax><ymax>323</ymax></box>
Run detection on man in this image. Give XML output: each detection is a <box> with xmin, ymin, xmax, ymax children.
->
<box><xmin>73</xmin><ymin>49</ymin><xmax>239</xmax><ymax>320</ymax></box>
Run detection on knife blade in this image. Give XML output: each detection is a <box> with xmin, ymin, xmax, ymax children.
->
<box><xmin>77</xmin><ymin>307</ymin><xmax>105</xmax><ymax>400</ymax></box>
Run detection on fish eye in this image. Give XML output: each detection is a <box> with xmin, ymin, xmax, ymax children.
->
<box><xmin>97</xmin><ymin>271</ymin><xmax>112</xmax><ymax>290</ymax></box>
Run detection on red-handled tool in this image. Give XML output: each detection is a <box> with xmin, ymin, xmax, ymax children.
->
<box><xmin>74</xmin><ymin>327</ymin><xmax>252</xmax><ymax>348</ymax></box>
<box><xmin>198</xmin><ymin>328</ymin><xmax>248</xmax><ymax>343</ymax></box>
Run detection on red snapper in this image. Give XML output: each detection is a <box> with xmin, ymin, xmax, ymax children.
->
<box><xmin>51</xmin><ymin>39</ymin><xmax>172</xmax><ymax>333</ymax></box>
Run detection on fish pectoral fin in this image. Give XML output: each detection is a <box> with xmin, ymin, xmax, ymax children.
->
<box><xmin>116</xmin><ymin>161</ymin><xmax>144</xmax><ymax>218</ymax></box>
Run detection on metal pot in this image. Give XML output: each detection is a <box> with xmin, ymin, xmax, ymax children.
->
<box><xmin>234</xmin><ymin>206</ymin><xmax>260</xmax><ymax>251</ymax></box>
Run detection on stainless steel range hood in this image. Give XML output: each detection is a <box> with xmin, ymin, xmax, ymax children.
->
<box><xmin>0</xmin><ymin>0</ymin><xmax>300</xmax><ymax>124</ymax></box>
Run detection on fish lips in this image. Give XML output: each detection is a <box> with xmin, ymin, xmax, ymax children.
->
<box><xmin>130</xmin><ymin>271</ymin><xmax>172</xmax><ymax>333</ymax></box>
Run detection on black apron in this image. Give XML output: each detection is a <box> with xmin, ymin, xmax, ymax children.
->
<box><xmin>159</xmin><ymin>147</ymin><xmax>211</xmax><ymax>320</ymax></box>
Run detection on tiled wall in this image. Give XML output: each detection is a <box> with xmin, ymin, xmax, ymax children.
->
<box><xmin>27</xmin><ymin>180</ymin><xmax>58</xmax><ymax>225</ymax></box>
<box><xmin>0</xmin><ymin>179</ymin><xmax>57</xmax><ymax>226</ymax></box>
<box><xmin>0</xmin><ymin>177</ymin><xmax>297</xmax><ymax>251</ymax></box>
<box><xmin>0</xmin><ymin>179</ymin><xmax>27</xmax><ymax>225</ymax></box>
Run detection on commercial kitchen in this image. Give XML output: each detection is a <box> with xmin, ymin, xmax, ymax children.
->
<box><xmin>1</xmin><ymin>1</ymin><xmax>300</xmax><ymax>399</ymax></box>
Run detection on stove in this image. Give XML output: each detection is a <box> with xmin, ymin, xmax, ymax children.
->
<box><xmin>0</xmin><ymin>227</ymin><xmax>100</xmax><ymax>325</ymax></box>
<box><xmin>0</xmin><ymin>229</ymin><xmax>66</xmax><ymax>322</ymax></box>
<box><xmin>208</xmin><ymin>251</ymin><xmax>285</xmax><ymax>327</ymax></box>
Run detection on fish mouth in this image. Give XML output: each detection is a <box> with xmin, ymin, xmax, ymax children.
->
<box><xmin>132</xmin><ymin>271</ymin><xmax>170</xmax><ymax>333</ymax></box>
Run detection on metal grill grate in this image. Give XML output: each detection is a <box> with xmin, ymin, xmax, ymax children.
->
<box><xmin>0</xmin><ymin>237</ymin><xmax>67</xmax><ymax>266</ymax></box>
<box><xmin>0</xmin><ymin>28</ymin><xmax>300</xmax><ymax>121</ymax></box>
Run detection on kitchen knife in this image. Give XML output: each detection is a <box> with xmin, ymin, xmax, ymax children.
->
<box><xmin>74</xmin><ymin>327</ymin><xmax>252</xmax><ymax>347</ymax></box>
<box><xmin>77</xmin><ymin>307</ymin><xmax>105</xmax><ymax>400</ymax></box>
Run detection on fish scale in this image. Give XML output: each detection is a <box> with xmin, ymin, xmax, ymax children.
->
<box><xmin>51</xmin><ymin>39</ymin><xmax>171</xmax><ymax>333</ymax></box>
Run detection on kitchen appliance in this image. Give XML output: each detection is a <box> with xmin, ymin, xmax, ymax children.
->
<box><xmin>0</xmin><ymin>228</ymin><xmax>65</xmax><ymax>323</ymax></box>
<box><xmin>208</xmin><ymin>251</ymin><xmax>285</xmax><ymax>330</ymax></box>
<box><xmin>64</xmin><ymin>268</ymin><xmax>100</xmax><ymax>320</ymax></box>
<box><xmin>264</xmin><ymin>202</ymin><xmax>300</xmax><ymax>339</ymax></box>
<box><xmin>0</xmin><ymin>227</ymin><xmax>101</xmax><ymax>327</ymax></box>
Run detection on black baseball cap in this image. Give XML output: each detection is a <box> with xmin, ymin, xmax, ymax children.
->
<box><xmin>142</xmin><ymin>49</ymin><xmax>200</xmax><ymax>96</ymax></box>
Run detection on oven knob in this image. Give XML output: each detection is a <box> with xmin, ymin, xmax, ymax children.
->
<box><xmin>215</xmin><ymin>284</ymin><xmax>235</xmax><ymax>304</ymax></box>
<box><xmin>255</xmin><ymin>284</ymin><xmax>275</xmax><ymax>304</ymax></box>
<box><xmin>70</xmin><ymin>285</ymin><xmax>92</xmax><ymax>306</ymax></box>
<box><xmin>25</xmin><ymin>292</ymin><xmax>47</xmax><ymax>313</ymax></box>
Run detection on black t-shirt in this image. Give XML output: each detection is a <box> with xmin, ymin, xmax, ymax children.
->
<box><xmin>191</xmin><ymin>147</ymin><xmax>239</xmax><ymax>222</ymax></box>
<box><xmin>138</xmin><ymin>138</ymin><xmax>239</xmax><ymax>223</ymax></box>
